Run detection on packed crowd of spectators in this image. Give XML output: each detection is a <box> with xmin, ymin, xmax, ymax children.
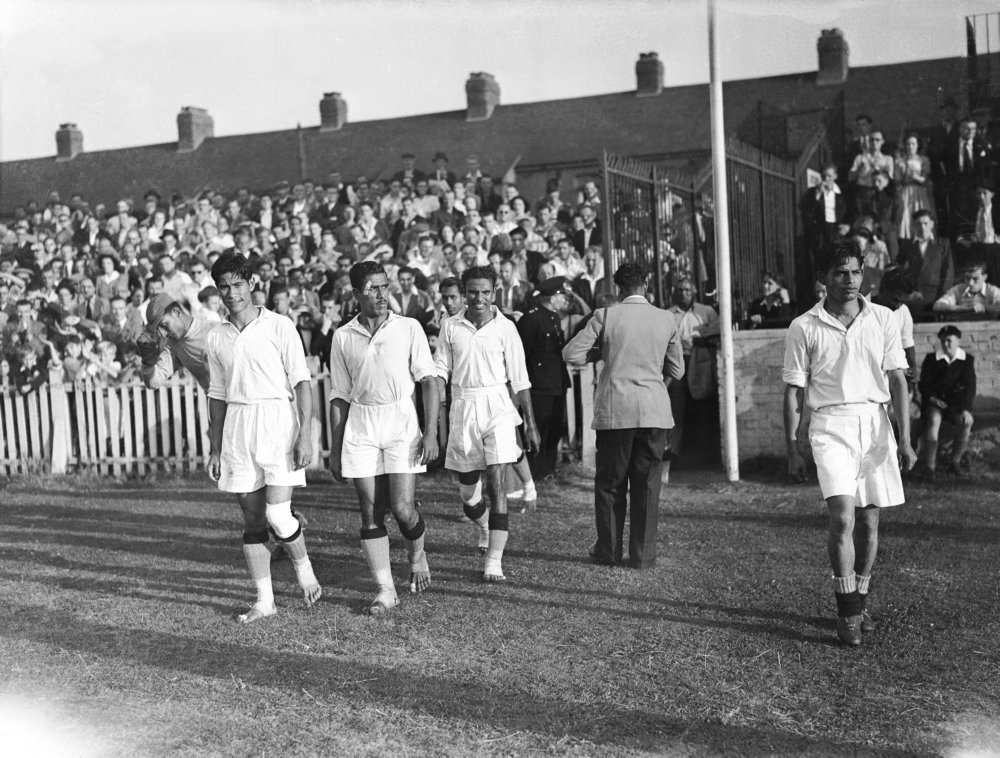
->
<box><xmin>797</xmin><ymin>100</ymin><xmax>1000</xmax><ymax>323</ymax></box>
<box><xmin>0</xmin><ymin>152</ymin><xmax>608</xmax><ymax>394</ymax></box>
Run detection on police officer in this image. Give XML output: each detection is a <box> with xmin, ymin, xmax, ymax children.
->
<box><xmin>516</xmin><ymin>276</ymin><xmax>571</xmax><ymax>479</ymax></box>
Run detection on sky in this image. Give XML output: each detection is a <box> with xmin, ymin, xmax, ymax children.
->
<box><xmin>1</xmin><ymin>0</ymin><xmax>999</xmax><ymax>161</ymax></box>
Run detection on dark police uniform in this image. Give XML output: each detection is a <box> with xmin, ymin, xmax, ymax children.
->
<box><xmin>516</xmin><ymin>278</ymin><xmax>571</xmax><ymax>478</ymax></box>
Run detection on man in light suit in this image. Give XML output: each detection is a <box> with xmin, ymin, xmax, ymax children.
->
<box><xmin>563</xmin><ymin>263</ymin><xmax>684</xmax><ymax>569</ymax></box>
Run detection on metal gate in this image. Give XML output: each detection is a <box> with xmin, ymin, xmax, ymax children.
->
<box><xmin>599</xmin><ymin>151</ymin><xmax>701</xmax><ymax>307</ymax></box>
<box><xmin>601</xmin><ymin>142</ymin><xmax>797</xmax><ymax>316</ymax></box>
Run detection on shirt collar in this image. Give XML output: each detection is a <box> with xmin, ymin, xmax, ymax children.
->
<box><xmin>809</xmin><ymin>296</ymin><xmax>870</xmax><ymax>331</ymax></box>
<box><xmin>623</xmin><ymin>295</ymin><xmax>647</xmax><ymax>303</ymax></box>
<box><xmin>344</xmin><ymin>310</ymin><xmax>398</xmax><ymax>338</ymax></box>
<box><xmin>935</xmin><ymin>347</ymin><xmax>966</xmax><ymax>363</ymax></box>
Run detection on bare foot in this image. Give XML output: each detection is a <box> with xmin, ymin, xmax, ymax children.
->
<box><xmin>409</xmin><ymin>569</ymin><xmax>431</xmax><ymax>593</ymax></box>
<box><xmin>301</xmin><ymin>581</ymin><xmax>322</xmax><ymax>607</ymax></box>
<box><xmin>238</xmin><ymin>602</ymin><xmax>277</xmax><ymax>624</ymax></box>
<box><xmin>367</xmin><ymin>589</ymin><xmax>399</xmax><ymax>615</ymax></box>
<box><xmin>482</xmin><ymin>571</ymin><xmax>506</xmax><ymax>583</ymax></box>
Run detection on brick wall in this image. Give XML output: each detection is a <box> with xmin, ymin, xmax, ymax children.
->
<box><xmin>731</xmin><ymin>321</ymin><xmax>1000</xmax><ymax>460</ymax></box>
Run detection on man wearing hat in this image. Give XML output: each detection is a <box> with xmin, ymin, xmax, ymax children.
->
<box><xmin>517</xmin><ymin>276</ymin><xmax>572</xmax><ymax>480</ymax></box>
<box><xmin>393</xmin><ymin>152</ymin><xmax>425</xmax><ymax>187</ymax></box>
<box><xmin>429</xmin><ymin>152</ymin><xmax>456</xmax><ymax>190</ymax></box>
<box><xmin>139</xmin><ymin>292</ymin><xmax>218</xmax><ymax>391</ymax></box>
<box><xmin>917</xmin><ymin>325</ymin><xmax>977</xmax><ymax>478</ymax></box>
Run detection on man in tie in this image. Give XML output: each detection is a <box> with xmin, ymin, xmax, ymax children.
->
<box><xmin>896</xmin><ymin>210</ymin><xmax>955</xmax><ymax>308</ymax></box>
<box><xmin>429</xmin><ymin>152</ymin><xmax>456</xmax><ymax>191</ymax></box>
<box><xmin>946</xmin><ymin>117</ymin><xmax>991</xmax><ymax>239</ymax></box>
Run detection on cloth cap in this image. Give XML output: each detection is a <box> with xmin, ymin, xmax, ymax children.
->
<box><xmin>433</xmin><ymin>152</ymin><xmax>449</xmax><ymax>163</ymax></box>
<box><xmin>938</xmin><ymin>325</ymin><xmax>962</xmax><ymax>340</ymax></box>
<box><xmin>146</xmin><ymin>293</ymin><xmax>178</xmax><ymax>332</ymax></box>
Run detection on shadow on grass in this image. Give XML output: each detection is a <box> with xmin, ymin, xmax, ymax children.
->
<box><xmin>1</xmin><ymin>602</ymin><xmax>907</xmax><ymax>756</ymax></box>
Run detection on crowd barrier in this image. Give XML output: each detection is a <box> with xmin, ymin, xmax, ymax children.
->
<box><xmin>0</xmin><ymin>366</ymin><xmax>598</xmax><ymax>478</ymax></box>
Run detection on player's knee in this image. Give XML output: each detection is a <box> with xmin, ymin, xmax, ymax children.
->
<box><xmin>458</xmin><ymin>478</ymin><xmax>482</xmax><ymax>506</ymax></box>
<box><xmin>242</xmin><ymin>528</ymin><xmax>269</xmax><ymax>545</ymax></box>
<box><xmin>265</xmin><ymin>501</ymin><xmax>301</xmax><ymax>541</ymax></box>
<box><xmin>828</xmin><ymin>511</ymin><xmax>854</xmax><ymax>536</ymax></box>
<box><xmin>396</xmin><ymin>513</ymin><xmax>424</xmax><ymax>541</ymax></box>
<box><xmin>488</xmin><ymin>512</ymin><xmax>509</xmax><ymax>532</ymax></box>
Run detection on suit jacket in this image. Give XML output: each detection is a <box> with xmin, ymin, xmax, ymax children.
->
<box><xmin>78</xmin><ymin>295</ymin><xmax>110</xmax><ymax>322</ymax></box>
<box><xmin>392</xmin><ymin>169</ymin><xmax>427</xmax><ymax>185</ymax></box>
<box><xmin>398</xmin><ymin>289</ymin><xmax>434</xmax><ymax>327</ymax></box>
<box><xmin>98</xmin><ymin>310</ymin><xmax>144</xmax><ymax>349</ymax></box>
<box><xmin>896</xmin><ymin>237</ymin><xmax>954</xmax><ymax>305</ymax></box>
<box><xmin>428</xmin><ymin>169</ymin><xmax>457</xmax><ymax>187</ymax></box>
<box><xmin>562</xmin><ymin>296</ymin><xmax>684</xmax><ymax>430</ymax></box>
<box><xmin>495</xmin><ymin>280</ymin><xmax>529</xmax><ymax>315</ymax></box>
<box><xmin>571</xmin><ymin>224</ymin><xmax>603</xmax><ymax>255</ymax></box>
<box><xmin>572</xmin><ymin>274</ymin><xmax>601</xmax><ymax>310</ymax></box>
<box><xmin>801</xmin><ymin>185</ymin><xmax>846</xmax><ymax>235</ymax></box>
<box><xmin>918</xmin><ymin>351</ymin><xmax>976</xmax><ymax>413</ymax></box>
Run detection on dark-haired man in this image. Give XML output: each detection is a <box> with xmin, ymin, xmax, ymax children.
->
<box><xmin>206</xmin><ymin>251</ymin><xmax>321</xmax><ymax>623</ymax></box>
<box><xmin>434</xmin><ymin>265</ymin><xmax>540</xmax><ymax>581</ymax></box>
<box><xmin>563</xmin><ymin>263</ymin><xmax>684</xmax><ymax>569</ymax></box>
<box><xmin>917</xmin><ymin>325</ymin><xmax>976</xmax><ymax>478</ymax></box>
<box><xmin>783</xmin><ymin>238</ymin><xmax>916</xmax><ymax>646</ymax></box>
<box><xmin>328</xmin><ymin>261</ymin><xmax>440</xmax><ymax>614</ymax></box>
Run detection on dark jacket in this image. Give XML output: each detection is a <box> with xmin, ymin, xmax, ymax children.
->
<box><xmin>516</xmin><ymin>306</ymin><xmax>570</xmax><ymax>396</ymax></box>
<box><xmin>919</xmin><ymin>351</ymin><xmax>976</xmax><ymax>413</ymax></box>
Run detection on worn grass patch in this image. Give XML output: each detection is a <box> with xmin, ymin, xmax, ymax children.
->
<box><xmin>1</xmin><ymin>466</ymin><xmax>998</xmax><ymax>756</ymax></box>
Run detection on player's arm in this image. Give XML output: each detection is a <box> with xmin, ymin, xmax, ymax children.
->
<box><xmin>888</xmin><ymin>368</ymin><xmax>916</xmax><ymax>471</ymax></box>
<box><xmin>207</xmin><ymin>398</ymin><xmax>227</xmax><ymax>482</ymax></box>
<box><xmin>291</xmin><ymin>379</ymin><xmax>313</xmax><ymax>470</ymax></box>
<box><xmin>783</xmin><ymin>384</ymin><xmax>808</xmax><ymax>482</ymax></box>
<box><xmin>418</xmin><ymin>375</ymin><xmax>440</xmax><ymax>464</ymax></box>
<box><xmin>504</xmin><ymin>326</ymin><xmax>540</xmax><ymax>452</ymax></box>
<box><xmin>328</xmin><ymin>398</ymin><xmax>349</xmax><ymax>483</ymax></box>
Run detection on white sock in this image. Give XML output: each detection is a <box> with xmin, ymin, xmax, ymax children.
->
<box><xmin>484</xmin><ymin>529</ymin><xmax>508</xmax><ymax>576</ymax></box>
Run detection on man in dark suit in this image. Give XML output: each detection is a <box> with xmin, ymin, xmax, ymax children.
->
<box><xmin>562</xmin><ymin>263</ymin><xmax>684</xmax><ymax>569</ymax></box>
<box><xmin>495</xmin><ymin>259</ymin><xmax>529</xmax><ymax>318</ymax></box>
<box><xmin>517</xmin><ymin>277</ymin><xmax>571</xmax><ymax>479</ymax></box>
<box><xmin>77</xmin><ymin>278</ymin><xmax>109</xmax><ymax>322</ymax></box>
<box><xmin>571</xmin><ymin>205</ymin><xmax>602</xmax><ymax>255</ymax></box>
<box><xmin>395</xmin><ymin>266</ymin><xmax>434</xmax><ymax>327</ymax></box>
<box><xmin>943</xmin><ymin>117</ymin><xmax>993</xmax><ymax>239</ymax></box>
<box><xmin>802</xmin><ymin>166</ymin><xmax>846</xmax><ymax>261</ymax></box>
<box><xmin>392</xmin><ymin>153</ymin><xmax>425</xmax><ymax>187</ymax></box>
<box><xmin>572</xmin><ymin>247</ymin><xmax>603</xmax><ymax>309</ymax></box>
<box><xmin>428</xmin><ymin>152</ymin><xmax>457</xmax><ymax>189</ymax></box>
<box><xmin>896</xmin><ymin>210</ymin><xmax>954</xmax><ymax>308</ymax></box>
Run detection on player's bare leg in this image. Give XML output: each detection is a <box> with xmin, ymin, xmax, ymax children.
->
<box><xmin>389</xmin><ymin>473</ymin><xmax>431</xmax><ymax>593</ymax></box>
<box><xmin>357</xmin><ymin>475</ymin><xmax>400</xmax><ymax>614</ymax></box>
<box><xmin>507</xmin><ymin>454</ymin><xmax>537</xmax><ymax>514</ymax></box>
<box><xmin>459</xmin><ymin>470</ymin><xmax>490</xmax><ymax>553</ymax></box>
<box><xmin>237</xmin><ymin>488</ymin><xmax>277</xmax><ymax>623</ymax></box>
<box><xmin>483</xmin><ymin>462</ymin><xmax>509</xmax><ymax>582</ymax></box>
<box><xmin>267</xmin><ymin>484</ymin><xmax>321</xmax><ymax>607</ymax></box>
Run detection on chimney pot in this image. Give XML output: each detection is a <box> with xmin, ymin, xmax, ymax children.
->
<box><xmin>466</xmin><ymin>72</ymin><xmax>500</xmax><ymax>121</ymax></box>
<box><xmin>816</xmin><ymin>29</ymin><xmax>849</xmax><ymax>86</ymax></box>
<box><xmin>55</xmin><ymin>123</ymin><xmax>83</xmax><ymax>161</ymax></box>
<box><xmin>635</xmin><ymin>52</ymin><xmax>664</xmax><ymax>97</ymax></box>
<box><xmin>320</xmin><ymin>92</ymin><xmax>348</xmax><ymax>131</ymax></box>
<box><xmin>177</xmin><ymin>106</ymin><xmax>214</xmax><ymax>152</ymax></box>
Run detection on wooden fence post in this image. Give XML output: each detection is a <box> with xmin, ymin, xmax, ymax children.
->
<box><xmin>48</xmin><ymin>374</ymin><xmax>70</xmax><ymax>475</ymax></box>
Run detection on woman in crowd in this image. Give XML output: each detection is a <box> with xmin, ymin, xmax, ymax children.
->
<box><xmin>746</xmin><ymin>272</ymin><xmax>792</xmax><ymax>328</ymax></box>
<box><xmin>894</xmin><ymin>133</ymin><xmax>935</xmax><ymax>239</ymax></box>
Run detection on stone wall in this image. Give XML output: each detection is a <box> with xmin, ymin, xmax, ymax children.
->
<box><xmin>730</xmin><ymin>321</ymin><xmax>1000</xmax><ymax>461</ymax></box>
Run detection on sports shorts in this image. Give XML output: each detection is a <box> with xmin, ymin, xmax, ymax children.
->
<box><xmin>219</xmin><ymin>399</ymin><xmax>306</xmax><ymax>493</ymax></box>
<box><xmin>809</xmin><ymin>403</ymin><xmax>904</xmax><ymax>508</ymax></box>
<box><xmin>341</xmin><ymin>398</ymin><xmax>425</xmax><ymax>478</ymax></box>
<box><xmin>445</xmin><ymin>385</ymin><xmax>522</xmax><ymax>472</ymax></box>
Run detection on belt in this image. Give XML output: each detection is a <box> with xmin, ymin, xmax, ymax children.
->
<box><xmin>452</xmin><ymin>384</ymin><xmax>506</xmax><ymax>399</ymax></box>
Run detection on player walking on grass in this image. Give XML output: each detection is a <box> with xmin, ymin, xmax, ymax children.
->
<box><xmin>328</xmin><ymin>261</ymin><xmax>440</xmax><ymax>615</ymax></box>
<box><xmin>435</xmin><ymin>266</ymin><xmax>540</xmax><ymax>581</ymax></box>
<box><xmin>783</xmin><ymin>238</ymin><xmax>917</xmax><ymax>647</ymax></box>
<box><xmin>206</xmin><ymin>251</ymin><xmax>322</xmax><ymax>624</ymax></box>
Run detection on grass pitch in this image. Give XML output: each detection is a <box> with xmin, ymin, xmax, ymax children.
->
<box><xmin>0</xmin><ymin>465</ymin><xmax>998</xmax><ymax>756</ymax></box>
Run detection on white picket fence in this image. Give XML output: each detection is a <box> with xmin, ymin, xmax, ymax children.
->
<box><xmin>0</xmin><ymin>366</ymin><xmax>598</xmax><ymax>477</ymax></box>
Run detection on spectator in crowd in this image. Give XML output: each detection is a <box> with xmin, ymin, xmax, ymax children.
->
<box><xmin>895</xmin><ymin>133</ymin><xmax>935</xmax><ymax>241</ymax></box>
<box><xmin>570</xmin><ymin>205</ymin><xmax>602</xmax><ymax>255</ymax></box>
<box><xmin>746</xmin><ymin>272</ymin><xmax>792</xmax><ymax>329</ymax></box>
<box><xmin>563</xmin><ymin>262</ymin><xmax>684</xmax><ymax>569</ymax></box>
<box><xmin>99</xmin><ymin>295</ymin><xmax>144</xmax><ymax>349</ymax></box>
<box><xmin>895</xmin><ymin>210</ymin><xmax>954</xmax><ymax>308</ymax></box>
<box><xmin>917</xmin><ymin>325</ymin><xmax>976</xmax><ymax>479</ymax></box>
<box><xmin>848</xmin><ymin>130</ymin><xmax>894</xmax><ymax>220</ymax></box>
<box><xmin>944</xmin><ymin>116</ymin><xmax>992</xmax><ymax>240</ymax></box>
<box><xmin>138</xmin><ymin>293</ymin><xmax>217</xmax><ymax>391</ymax></box>
<box><xmin>965</xmin><ymin>180</ymin><xmax>1000</xmax><ymax>244</ymax></box>
<box><xmin>932</xmin><ymin>260</ymin><xmax>1000</xmax><ymax>315</ymax></box>
<box><xmin>665</xmin><ymin>276</ymin><xmax>720</xmax><ymax>478</ymax></box>
<box><xmin>803</xmin><ymin>165</ymin><xmax>845</xmax><ymax>263</ymax></box>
